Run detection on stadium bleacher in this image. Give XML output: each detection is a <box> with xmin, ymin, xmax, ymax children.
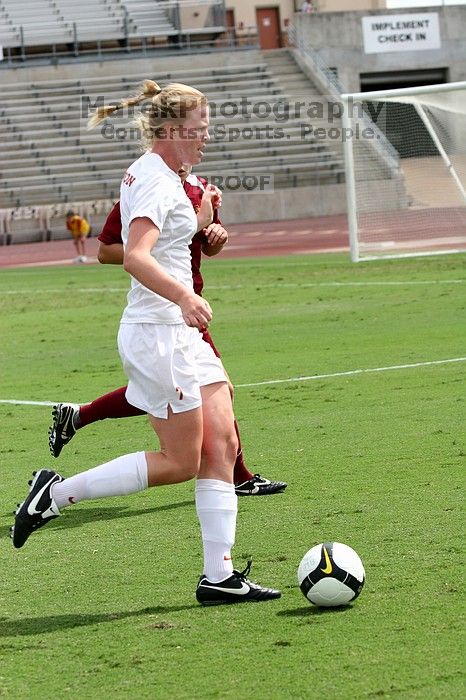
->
<box><xmin>122</xmin><ymin>0</ymin><xmax>178</xmax><ymax>38</ymax></box>
<box><xmin>0</xmin><ymin>50</ymin><xmax>346</xmax><ymax>214</ymax></box>
<box><xmin>0</xmin><ymin>0</ymin><xmax>122</xmax><ymax>48</ymax></box>
<box><xmin>0</xmin><ymin>0</ymin><xmax>180</xmax><ymax>49</ymax></box>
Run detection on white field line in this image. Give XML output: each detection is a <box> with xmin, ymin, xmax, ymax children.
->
<box><xmin>2</xmin><ymin>356</ymin><xmax>465</xmax><ymax>406</ymax></box>
<box><xmin>0</xmin><ymin>279</ymin><xmax>464</xmax><ymax>296</ymax></box>
<box><xmin>0</xmin><ymin>399</ymin><xmax>56</xmax><ymax>406</ymax></box>
<box><xmin>211</xmin><ymin>280</ymin><xmax>465</xmax><ymax>289</ymax></box>
<box><xmin>1</xmin><ymin>287</ymin><xmax>128</xmax><ymax>295</ymax></box>
<box><xmin>235</xmin><ymin>357</ymin><xmax>466</xmax><ymax>388</ymax></box>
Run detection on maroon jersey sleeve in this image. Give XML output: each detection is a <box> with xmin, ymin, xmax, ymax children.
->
<box><xmin>184</xmin><ymin>177</ymin><xmax>224</xmax><ymax>296</ymax></box>
<box><xmin>201</xmin><ymin>328</ymin><xmax>221</xmax><ymax>358</ymax></box>
<box><xmin>189</xmin><ymin>232</ymin><xmax>204</xmax><ymax>296</ymax></box>
<box><xmin>184</xmin><ymin>179</ymin><xmax>204</xmax><ymax>211</ymax></box>
<box><xmin>98</xmin><ymin>201</ymin><xmax>123</xmax><ymax>245</ymax></box>
<box><xmin>192</xmin><ymin>177</ymin><xmax>221</xmax><ymax>225</ymax></box>
<box><xmin>184</xmin><ymin>179</ymin><xmax>205</xmax><ymax>296</ymax></box>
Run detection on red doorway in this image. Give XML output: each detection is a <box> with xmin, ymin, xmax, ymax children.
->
<box><xmin>256</xmin><ymin>7</ymin><xmax>281</xmax><ymax>50</ymax></box>
<box><xmin>226</xmin><ymin>8</ymin><xmax>235</xmax><ymax>40</ymax></box>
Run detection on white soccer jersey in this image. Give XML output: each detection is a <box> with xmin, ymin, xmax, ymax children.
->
<box><xmin>119</xmin><ymin>152</ymin><xmax>198</xmax><ymax>324</ymax></box>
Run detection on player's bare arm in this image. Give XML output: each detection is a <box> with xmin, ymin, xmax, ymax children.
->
<box><xmin>202</xmin><ymin>223</ymin><xmax>228</xmax><ymax>257</ymax></box>
<box><xmin>125</xmin><ymin>216</ymin><xmax>212</xmax><ymax>329</ymax></box>
<box><xmin>98</xmin><ymin>242</ymin><xmax>124</xmax><ymax>265</ymax></box>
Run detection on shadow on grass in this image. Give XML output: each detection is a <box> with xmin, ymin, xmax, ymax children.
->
<box><xmin>0</xmin><ymin>604</ymin><xmax>198</xmax><ymax>638</ymax></box>
<box><xmin>278</xmin><ymin>605</ymin><xmax>353</xmax><ymax>617</ymax></box>
<box><xmin>51</xmin><ymin>499</ymin><xmax>194</xmax><ymax>530</ymax></box>
<box><xmin>3</xmin><ymin>499</ymin><xmax>194</xmax><ymax>533</ymax></box>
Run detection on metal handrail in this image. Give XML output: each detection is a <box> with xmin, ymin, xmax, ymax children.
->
<box><xmin>0</xmin><ymin>28</ymin><xmax>259</xmax><ymax>67</ymax></box>
<box><xmin>288</xmin><ymin>22</ymin><xmax>399</xmax><ymax>170</ymax></box>
<box><xmin>287</xmin><ymin>23</ymin><xmax>344</xmax><ymax>96</ymax></box>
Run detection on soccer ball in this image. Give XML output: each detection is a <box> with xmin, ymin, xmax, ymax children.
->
<box><xmin>298</xmin><ymin>542</ymin><xmax>365</xmax><ymax>607</ymax></box>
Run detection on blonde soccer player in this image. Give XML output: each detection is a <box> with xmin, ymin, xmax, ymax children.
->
<box><xmin>11</xmin><ymin>80</ymin><xmax>280</xmax><ymax>606</ymax></box>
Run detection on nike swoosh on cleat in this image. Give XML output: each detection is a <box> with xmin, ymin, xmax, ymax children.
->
<box><xmin>201</xmin><ymin>582</ymin><xmax>250</xmax><ymax>595</ymax></box>
<box><xmin>60</xmin><ymin>423</ymin><xmax>72</xmax><ymax>438</ymax></box>
<box><xmin>27</xmin><ymin>475</ymin><xmax>57</xmax><ymax>516</ymax></box>
<box><xmin>59</xmin><ymin>409</ymin><xmax>74</xmax><ymax>437</ymax></box>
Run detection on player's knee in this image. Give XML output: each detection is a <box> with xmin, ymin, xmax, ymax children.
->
<box><xmin>224</xmin><ymin>428</ymin><xmax>239</xmax><ymax>465</ymax></box>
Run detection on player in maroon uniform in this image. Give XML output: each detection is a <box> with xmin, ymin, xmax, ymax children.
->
<box><xmin>49</xmin><ymin>167</ymin><xmax>287</xmax><ymax>497</ymax></box>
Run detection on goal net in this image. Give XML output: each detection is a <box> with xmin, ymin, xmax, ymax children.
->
<box><xmin>341</xmin><ymin>81</ymin><xmax>466</xmax><ymax>261</ymax></box>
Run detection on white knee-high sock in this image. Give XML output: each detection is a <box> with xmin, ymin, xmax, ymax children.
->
<box><xmin>195</xmin><ymin>478</ymin><xmax>237</xmax><ymax>583</ymax></box>
<box><xmin>51</xmin><ymin>452</ymin><xmax>148</xmax><ymax>509</ymax></box>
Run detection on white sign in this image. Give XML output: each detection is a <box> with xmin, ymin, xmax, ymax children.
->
<box><xmin>362</xmin><ymin>13</ymin><xmax>441</xmax><ymax>54</ymax></box>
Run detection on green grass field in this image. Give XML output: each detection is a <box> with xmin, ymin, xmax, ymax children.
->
<box><xmin>0</xmin><ymin>252</ymin><xmax>464</xmax><ymax>699</ymax></box>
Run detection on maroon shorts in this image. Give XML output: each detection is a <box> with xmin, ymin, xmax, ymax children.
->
<box><xmin>201</xmin><ymin>328</ymin><xmax>221</xmax><ymax>358</ymax></box>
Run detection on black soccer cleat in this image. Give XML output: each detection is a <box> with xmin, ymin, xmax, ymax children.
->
<box><xmin>48</xmin><ymin>402</ymin><xmax>79</xmax><ymax>458</ymax></box>
<box><xmin>196</xmin><ymin>561</ymin><xmax>281</xmax><ymax>606</ymax></box>
<box><xmin>11</xmin><ymin>469</ymin><xmax>63</xmax><ymax>549</ymax></box>
<box><xmin>235</xmin><ymin>473</ymin><xmax>287</xmax><ymax>497</ymax></box>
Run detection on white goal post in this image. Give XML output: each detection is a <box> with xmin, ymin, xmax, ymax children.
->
<box><xmin>341</xmin><ymin>81</ymin><xmax>466</xmax><ymax>262</ymax></box>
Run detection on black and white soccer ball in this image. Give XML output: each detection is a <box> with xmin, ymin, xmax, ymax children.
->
<box><xmin>298</xmin><ymin>542</ymin><xmax>365</xmax><ymax>607</ymax></box>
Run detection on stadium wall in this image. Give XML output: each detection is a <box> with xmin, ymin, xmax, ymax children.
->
<box><xmin>3</xmin><ymin>182</ymin><xmax>347</xmax><ymax>245</ymax></box>
<box><xmin>293</xmin><ymin>5</ymin><xmax>466</xmax><ymax>93</ymax></box>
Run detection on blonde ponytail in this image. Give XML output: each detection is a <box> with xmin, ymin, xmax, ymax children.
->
<box><xmin>87</xmin><ymin>79</ymin><xmax>162</xmax><ymax>129</ymax></box>
<box><xmin>88</xmin><ymin>79</ymin><xmax>207</xmax><ymax>151</ymax></box>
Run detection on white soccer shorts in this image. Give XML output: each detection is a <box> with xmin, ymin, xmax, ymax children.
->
<box><xmin>117</xmin><ymin>322</ymin><xmax>226</xmax><ymax>419</ymax></box>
